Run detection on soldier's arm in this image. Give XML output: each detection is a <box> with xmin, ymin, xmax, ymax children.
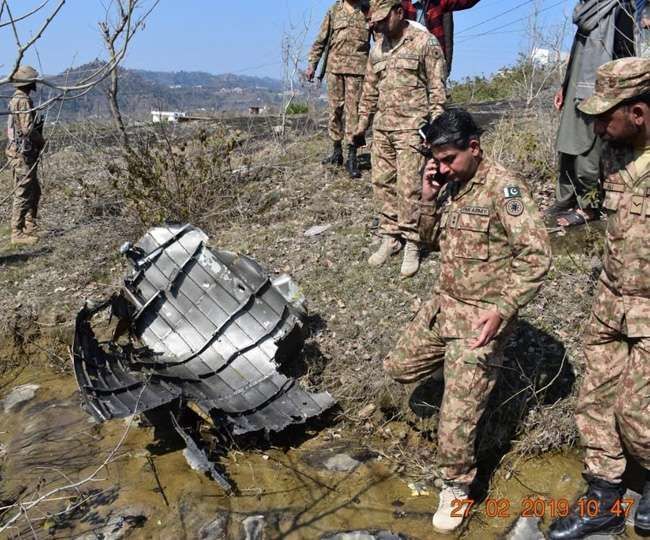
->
<box><xmin>356</xmin><ymin>55</ymin><xmax>379</xmax><ymax>132</ymax></box>
<box><xmin>307</xmin><ymin>10</ymin><xmax>332</xmax><ymax>71</ymax></box>
<box><xmin>12</xmin><ymin>97</ymin><xmax>34</xmax><ymax>137</ymax></box>
<box><xmin>423</xmin><ymin>38</ymin><xmax>447</xmax><ymax>121</ymax></box>
<box><xmin>492</xmin><ymin>179</ymin><xmax>552</xmax><ymax>322</ymax></box>
<box><xmin>440</xmin><ymin>0</ymin><xmax>481</xmax><ymax>12</ymax></box>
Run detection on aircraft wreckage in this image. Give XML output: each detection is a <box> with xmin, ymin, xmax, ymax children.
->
<box><xmin>73</xmin><ymin>224</ymin><xmax>335</xmax><ymax>492</ymax></box>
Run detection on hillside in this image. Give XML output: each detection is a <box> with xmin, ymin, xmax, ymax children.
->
<box><xmin>3</xmin><ymin>62</ymin><xmax>290</xmax><ymax>121</ymax></box>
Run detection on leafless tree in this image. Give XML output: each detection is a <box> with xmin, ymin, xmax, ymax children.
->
<box><xmin>0</xmin><ymin>0</ymin><xmax>157</xmax><ymax>116</ymax></box>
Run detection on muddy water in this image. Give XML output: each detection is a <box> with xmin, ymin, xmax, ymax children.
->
<box><xmin>0</xmin><ymin>367</ymin><xmax>644</xmax><ymax>540</ymax></box>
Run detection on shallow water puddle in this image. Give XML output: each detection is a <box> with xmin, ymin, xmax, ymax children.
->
<box><xmin>0</xmin><ymin>367</ymin><xmax>644</xmax><ymax>539</ymax></box>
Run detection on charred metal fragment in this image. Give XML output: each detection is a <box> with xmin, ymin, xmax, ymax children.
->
<box><xmin>73</xmin><ymin>223</ymin><xmax>335</xmax><ymax>441</ymax></box>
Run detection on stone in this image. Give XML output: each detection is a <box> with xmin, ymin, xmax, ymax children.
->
<box><xmin>79</xmin><ymin>506</ymin><xmax>147</xmax><ymax>540</ymax></box>
<box><xmin>198</xmin><ymin>512</ymin><xmax>229</xmax><ymax>540</ymax></box>
<box><xmin>243</xmin><ymin>515</ymin><xmax>265</xmax><ymax>540</ymax></box>
<box><xmin>506</xmin><ymin>516</ymin><xmax>544</xmax><ymax>540</ymax></box>
<box><xmin>304</xmin><ymin>224</ymin><xmax>332</xmax><ymax>237</ymax></box>
<box><xmin>321</xmin><ymin>531</ymin><xmax>406</xmax><ymax>540</ymax></box>
<box><xmin>357</xmin><ymin>404</ymin><xmax>376</xmax><ymax>419</ymax></box>
<box><xmin>3</xmin><ymin>384</ymin><xmax>39</xmax><ymax>412</ymax></box>
<box><xmin>323</xmin><ymin>453</ymin><xmax>362</xmax><ymax>472</ymax></box>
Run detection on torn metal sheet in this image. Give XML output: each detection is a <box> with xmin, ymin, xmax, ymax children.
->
<box><xmin>73</xmin><ymin>223</ymin><xmax>335</xmax><ymax>437</ymax></box>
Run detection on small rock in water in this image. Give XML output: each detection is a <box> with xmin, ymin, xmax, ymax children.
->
<box><xmin>506</xmin><ymin>516</ymin><xmax>544</xmax><ymax>540</ymax></box>
<box><xmin>3</xmin><ymin>384</ymin><xmax>40</xmax><ymax>412</ymax></box>
<box><xmin>243</xmin><ymin>515</ymin><xmax>265</xmax><ymax>540</ymax></box>
<box><xmin>323</xmin><ymin>453</ymin><xmax>362</xmax><ymax>472</ymax></box>
<box><xmin>79</xmin><ymin>507</ymin><xmax>147</xmax><ymax>540</ymax></box>
<box><xmin>199</xmin><ymin>512</ymin><xmax>229</xmax><ymax>540</ymax></box>
<box><xmin>322</xmin><ymin>531</ymin><xmax>406</xmax><ymax>540</ymax></box>
<box><xmin>304</xmin><ymin>224</ymin><xmax>332</xmax><ymax>237</ymax></box>
<box><xmin>406</xmin><ymin>481</ymin><xmax>430</xmax><ymax>497</ymax></box>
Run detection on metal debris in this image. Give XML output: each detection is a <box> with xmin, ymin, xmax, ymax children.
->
<box><xmin>73</xmin><ymin>224</ymin><xmax>335</xmax><ymax>480</ymax></box>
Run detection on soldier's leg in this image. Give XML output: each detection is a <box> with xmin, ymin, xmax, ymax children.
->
<box><xmin>576</xmin><ymin>303</ymin><xmax>628</xmax><ymax>483</ymax></box>
<box><xmin>370</xmin><ymin>129</ymin><xmax>399</xmax><ymax>238</ymax></box>
<box><xmin>435</xmin><ymin>336</ymin><xmax>504</xmax><ymax>485</ymax></box>
<box><xmin>343</xmin><ymin>75</ymin><xmax>363</xmax><ymax>145</ymax></box>
<box><xmin>326</xmin><ymin>73</ymin><xmax>345</xmax><ymax>144</ymax></box>
<box><xmin>393</xmin><ymin>130</ymin><xmax>425</xmax><ymax>243</ymax></box>
<box><xmin>11</xmin><ymin>160</ymin><xmax>32</xmax><ymax>233</ymax></box>
<box><xmin>615</xmin><ymin>335</ymin><xmax>650</xmax><ymax>471</ymax></box>
<box><xmin>24</xmin><ymin>163</ymin><xmax>40</xmax><ymax>233</ymax></box>
<box><xmin>383</xmin><ymin>298</ymin><xmax>445</xmax><ymax>383</ymax></box>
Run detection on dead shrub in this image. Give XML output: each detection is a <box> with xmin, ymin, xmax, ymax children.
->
<box><xmin>108</xmin><ymin>124</ymin><xmax>257</xmax><ymax>228</ymax></box>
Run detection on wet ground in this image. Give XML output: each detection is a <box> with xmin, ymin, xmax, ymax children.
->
<box><xmin>0</xmin><ymin>366</ymin><xmax>646</xmax><ymax>540</ymax></box>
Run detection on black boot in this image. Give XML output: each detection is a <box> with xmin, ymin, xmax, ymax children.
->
<box><xmin>322</xmin><ymin>141</ymin><xmax>343</xmax><ymax>166</ymax></box>
<box><xmin>346</xmin><ymin>144</ymin><xmax>361</xmax><ymax>178</ymax></box>
<box><xmin>548</xmin><ymin>476</ymin><xmax>626</xmax><ymax>539</ymax></box>
<box><xmin>636</xmin><ymin>474</ymin><xmax>650</xmax><ymax>531</ymax></box>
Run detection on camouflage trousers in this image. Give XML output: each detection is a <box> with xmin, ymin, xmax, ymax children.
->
<box><xmin>326</xmin><ymin>73</ymin><xmax>363</xmax><ymax>144</ymax></box>
<box><xmin>383</xmin><ymin>297</ymin><xmax>506</xmax><ymax>485</ymax></box>
<box><xmin>10</xmin><ymin>157</ymin><xmax>41</xmax><ymax>233</ymax></box>
<box><xmin>371</xmin><ymin>129</ymin><xmax>424</xmax><ymax>243</ymax></box>
<box><xmin>577</xmin><ymin>280</ymin><xmax>650</xmax><ymax>482</ymax></box>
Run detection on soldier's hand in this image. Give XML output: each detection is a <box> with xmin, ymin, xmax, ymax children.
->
<box><xmin>305</xmin><ymin>66</ymin><xmax>315</xmax><ymax>82</ymax></box>
<box><xmin>554</xmin><ymin>87</ymin><xmax>564</xmax><ymax>111</ymax></box>
<box><xmin>470</xmin><ymin>309</ymin><xmax>503</xmax><ymax>349</ymax></box>
<box><xmin>422</xmin><ymin>158</ymin><xmax>442</xmax><ymax>202</ymax></box>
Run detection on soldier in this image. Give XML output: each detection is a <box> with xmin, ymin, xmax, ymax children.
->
<box><xmin>6</xmin><ymin>65</ymin><xmax>45</xmax><ymax>246</ymax></box>
<box><xmin>548</xmin><ymin>58</ymin><xmax>650</xmax><ymax>539</ymax></box>
<box><xmin>354</xmin><ymin>0</ymin><xmax>446</xmax><ymax>277</ymax></box>
<box><xmin>306</xmin><ymin>0</ymin><xmax>371</xmax><ymax>179</ymax></box>
<box><xmin>383</xmin><ymin>108</ymin><xmax>551</xmax><ymax>533</ymax></box>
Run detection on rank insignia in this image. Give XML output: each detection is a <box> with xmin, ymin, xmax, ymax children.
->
<box><xmin>504</xmin><ymin>186</ymin><xmax>522</xmax><ymax>198</ymax></box>
<box><xmin>505</xmin><ymin>199</ymin><xmax>524</xmax><ymax>217</ymax></box>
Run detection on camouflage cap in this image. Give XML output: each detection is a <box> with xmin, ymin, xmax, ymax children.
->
<box><xmin>11</xmin><ymin>65</ymin><xmax>39</xmax><ymax>88</ymax></box>
<box><xmin>370</xmin><ymin>0</ymin><xmax>402</xmax><ymax>23</ymax></box>
<box><xmin>578</xmin><ymin>57</ymin><xmax>650</xmax><ymax>116</ymax></box>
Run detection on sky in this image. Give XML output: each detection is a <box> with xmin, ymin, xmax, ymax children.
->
<box><xmin>0</xmin><ymin>0</ymin><xmax>576</xmax><ymax>82</ymax></box>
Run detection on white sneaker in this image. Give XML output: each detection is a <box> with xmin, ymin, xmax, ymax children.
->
<box><xmin>432</xmin><ymin>482</ymin><xmax>470</xmax><ymax>533</ymax></box>
<box><xmin>400</xmin><ymin>241</ymin><xmax>420</xmax><ymax>277</ymax></box>
<box><xmin>368</xmin><ymin>236</ymin><xmax>401</xmax><ymax>267</ymax></box>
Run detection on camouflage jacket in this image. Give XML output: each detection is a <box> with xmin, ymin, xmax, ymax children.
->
<box><xmin>420</xmin><ymin>157</ymin><xmax>551</xmax><ymax>337</ymax></box>
<box><xmin>307</xmin><ymin>0</ymin><xmax>370</xmax><ymax>76</ymax></box>
<box><xmin>5</xmin><ymin>88</ymin><xmax>44</xmax><ymax>161</ymax></box>
<box><xmin>357</xmin><ymin>22</ymin><xmax>446</xmax><ymax>132</ymax></box>
<box><xmin>597</xmin><ymin>143</ymin><xmax>650</xmax><ymax>336</ymax></box>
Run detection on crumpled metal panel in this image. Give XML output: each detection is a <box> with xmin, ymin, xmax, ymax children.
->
<box><xmin>73</xmin><ymin>224</ymin><xmax>335</xmax><ymax>434</ymax></box>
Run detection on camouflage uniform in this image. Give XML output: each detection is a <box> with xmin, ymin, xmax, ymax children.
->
<box><xmin>569</xmin><ymin>57</ymin><xmax>650</xmax><ymax>485</ymax></box>
<box><xmin>308</xmin><ymin>1</ymin><xmax>370</xmax><ymax>144</ymax></box>
<box><xmin>6</xmin><ymin>87</ymin><xmax>44</xmax><ymax>236</ymax></box>
<box><xmin>384</xmin><ymin>158</ymin><xmax>551</xmax><ymax>484</ymax></box>
<box><xmin>357</xmin><ymin>20</ymin><xmax>446</xmax><ymax>242</ymax></box>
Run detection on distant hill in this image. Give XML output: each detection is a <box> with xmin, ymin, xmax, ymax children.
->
<box><xmin>2</xmin><ymin>62</ymin><xmax>288</xmax><ymax>121</ymax></box>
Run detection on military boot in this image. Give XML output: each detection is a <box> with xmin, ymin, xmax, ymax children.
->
<box><xmin>636</xmin><ymin>473</ymin><xmax>650</xmax><ymax>531</ymax></box>
<box><xmin>432</xmin><ymin>482</ymin><xmax>470</xmax><ymax>533</ymax></box>
<box><xmin>400</xmin><ymin>241</ymin><xmax>420</xmax><ymax>277</ymax></box>
<box><xmin>368</xmin><ymin>236</ymin><xmax>401</xmax><ymax>267</ymax></box>
<box><xmin>346</xmin><ymin>144</ymin><xmax>361</xmax><ymax>179</ymax></box>
<box><xmin>23</xmin><ymin>215</ymin><xmax>39</xmax><ymax>237</ymax></box>
<box><xmin>322</xmin><ymin>141</ymin><xmax>343</xmax><ymax>166</ymax></box>
<box><xmin>11</xmin><ymin>230</ymin><xmax>38</xmax><ymax>246</ymax></box>
<box><xmin>548</xmin><ymin>476</ymin><xmax>626</xmax><ymax>539</ymax></box>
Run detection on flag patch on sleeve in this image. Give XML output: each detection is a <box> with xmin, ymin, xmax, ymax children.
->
<box><xmin>504</xmin><ymin>186</ymin><xmax>521</xmax><ymax>198</ymax></box>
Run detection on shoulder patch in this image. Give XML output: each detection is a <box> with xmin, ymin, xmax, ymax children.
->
<box><xmin>503</xmin><ymin>186</ymin><xmax>522</xmax><ymax>199</ymax></box>
<box><xmin>505</xmin><ymin>199</ymin><xmax>524</xmax><ymax>217</ymax></box>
